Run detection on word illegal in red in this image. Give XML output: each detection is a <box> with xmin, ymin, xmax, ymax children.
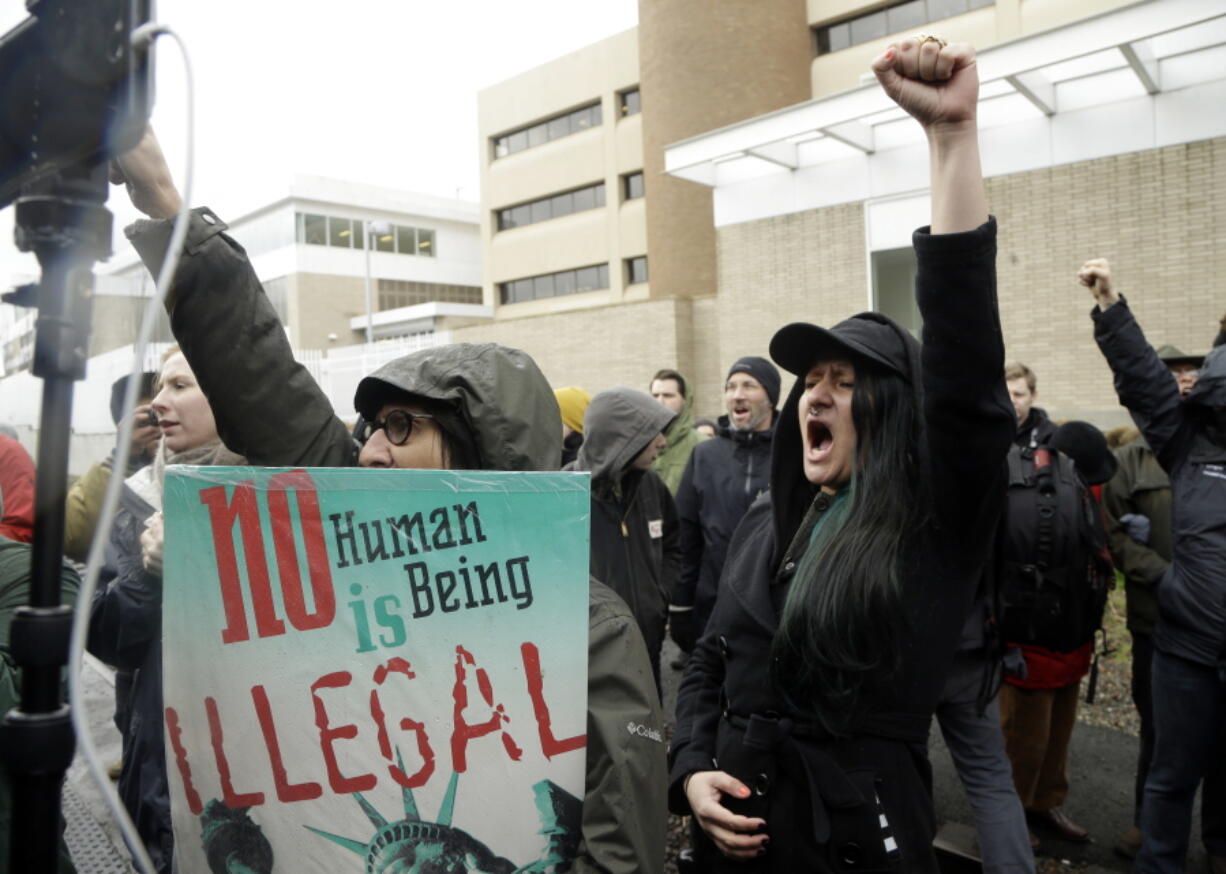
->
<box><xmin>163</xmin><ymin>641</ymin><xmax>585</xmax><ymax>815</ymax></box>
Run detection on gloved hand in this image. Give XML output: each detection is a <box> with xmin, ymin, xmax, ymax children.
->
<box><xmin>1119</xmin><ymin>513</ymin><xmax>1151</xmax><ymax>545</ymax></box>
<box><xmin>669</xmin><ymin>607</ymin><xmax>699</xmax><ymax>654</ymax></box>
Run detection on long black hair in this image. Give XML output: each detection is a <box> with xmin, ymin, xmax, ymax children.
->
<box><xmin>769</xmin><ymin>362</ymin><xmax>927</xmax><ymax>736</ymax></box>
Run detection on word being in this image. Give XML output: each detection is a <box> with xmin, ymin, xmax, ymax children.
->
<box><xmin>348</xmin><ymin>555</ymin><xmax>533</xmax><ymax>653</ymax></box>
<box><xmin>163</xmin><ymin>642</ymin><xmax>585</xmax><ymax>814</ymax></box>
<box><xmin>329</xmin><ymin>502</ymin><xmax>487</xmax><ymax>570</ymax></box>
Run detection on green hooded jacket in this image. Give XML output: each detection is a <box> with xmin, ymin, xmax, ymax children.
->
<box><xmin>650</xmin><ymin>376</ymin><xmax>708</xmax><ymax>494</ymax></box>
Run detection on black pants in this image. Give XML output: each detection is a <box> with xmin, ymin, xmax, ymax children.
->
<box><xmin>1131</xmin><ymin>631</ymin><xmax>1154</xmax><ymax>825</ymax></box>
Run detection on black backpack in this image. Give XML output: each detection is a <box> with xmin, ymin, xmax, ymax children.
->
<box><xmin>996</xmin><ymin>443</ymin><xmax>1114</xmax><ymax>654</ymax></box>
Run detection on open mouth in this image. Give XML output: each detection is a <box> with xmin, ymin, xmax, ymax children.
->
<box><xmin>731</xmin><ymin>405</ymin><xmax>751</xmax><ymax>420</ymax></box>
<box><xmin>806</xmin><ymin>419</ymin><xmax>834</xmax><ymax>459</ymax></box>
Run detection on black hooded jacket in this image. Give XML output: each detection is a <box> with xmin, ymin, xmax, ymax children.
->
<box><xmin>669</xmin><ymin>220</ymin><xmax>1014</xmax><ymax>872</ymax></box>
<box><xmin>568</xmin><ymin>388</ymin><xmax>681</xmax><ymax>677</ymax></box>
<box><xmin>1093</xmin><ymin>298</ymin><xmax>1226</xmax><ymax>672</ymax></box>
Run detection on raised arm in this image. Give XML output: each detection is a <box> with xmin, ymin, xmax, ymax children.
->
<box><xmin>1080</xmin><ymin>258</ymin><xmax>1188</xmax><ymax>467</ymax></box>
<box><xmin>872</xmin><ymin>38</ymin><xmax>987</xmax><ymax>234</ymax></box>
<box><xmin>112</xmin><ymin>127</ymin><xmax>355</xmax><ymax>468</ymax></box>
<box><xmin>875</xmin><ymin>38</ymin><xmax>1012</xmax><ymax>540</ymax></box>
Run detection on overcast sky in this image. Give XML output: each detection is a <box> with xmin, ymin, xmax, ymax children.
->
<box><xmin>0</xmin><ymin>0</ymin><xmax>638</xmax><ymax>281</ymax></box>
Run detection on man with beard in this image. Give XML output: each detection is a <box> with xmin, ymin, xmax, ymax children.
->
<box><xmin>669</xmin><ymin>357</ymin><xmax>779</xmax><ymax>656</ymax></box>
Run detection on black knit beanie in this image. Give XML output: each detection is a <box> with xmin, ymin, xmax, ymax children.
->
<box><xmin>726</xmin><ymin>356</ymin><xmax>781</xmax><ymax>407</ymax></box>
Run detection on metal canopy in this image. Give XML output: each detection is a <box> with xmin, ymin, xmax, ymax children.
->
<box><xmin>665</xmin><ymin>0</ymin><xmax>1226</xmax><ymax>187</ymax></box>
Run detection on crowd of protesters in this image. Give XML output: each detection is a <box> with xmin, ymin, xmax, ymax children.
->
<box><xmin>1</xmin><ymin>32</ymin><xmax>1223</xmax><ymax>874</ymax></box>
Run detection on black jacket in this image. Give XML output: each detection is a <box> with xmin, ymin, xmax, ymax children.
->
<box><xmin>1093</xmin><ymin>299</ymin><xmax>1226</xmax><ymax>671</ymax></box>
<box><xmin>86</xmin><ymin>481</ymin><xmax>172</xmax><ymax>874</ymax></box>
<box><xmin>569</xmin><ymin>388</ymin><xmax>681</xmax><ymax>674</ymax></box>
<box><xmin>1015</xmin><ymin>406</ymin><xmax>1056</xmax><ymax>448</ymax></box>
<box><xmin>673</xmin><ymin>421</ymin><xmax>772</xmax><ymax>635</ymax></box>
<box><xmin>669</xmin><ymin>220</ymin><xmax>1013</xmax><ymax>872</ymax></box>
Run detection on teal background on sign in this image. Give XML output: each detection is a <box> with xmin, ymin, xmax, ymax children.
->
<box><xmin>162</xmin><ymin>466</ymin><xmax>591</xmax><ymax>873</ymax></box>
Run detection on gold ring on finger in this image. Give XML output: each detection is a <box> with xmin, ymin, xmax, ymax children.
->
<box><xmin>914</xmin><ymin>33</ymin><xmax>948</xmax><ymax>48</ymax></box>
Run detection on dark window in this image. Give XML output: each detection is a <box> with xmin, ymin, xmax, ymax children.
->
<box><xmin>494</xmin><ymin>182</ymin><xmax>605</xmax><ymax>233</ymax></box>
<box><xmin>814</xmin><ymin>0</ymin><xmax>992</xmax><ymax>55</ymax></box>
<box><xmin>572</xmin><ymin>186</ymin><xmax>595</xmax><ymax>212</ymax></box>
<box><xmin>887</xmin><ymin>0</ymin><xmax>926</xmax><ymax>33</ymax></box>
<box><xmin>619</xmin><ymin>88</ymin><xmax>641</xmax><ymax>117</ymax></box>
<box><xmin>374</xmin><ymin>227</ymin><xmax>395</xmax><ymax>252</ymax></box>
<box><xmin>417</xmin><ymin>229</ymin><xmax>435</xmax><ymax>256</ymax></box>
<box><xmin>623</xmin><ymin>172</ymin><xmax>645</xmax><ymax>200</ymax></box>
<box><xmin>499</xmin><ymin>264</ymin><xmax>609</xmax><ymax>304</ymax></box>
<box><xmin>396</xmin><ymin>226</ymin><xmax>415</xmax><ymax>254</ymax></box>
<box><xmin>491</xmin><ymin>101</ymin><xmax>603</xmax><ymax>159</ymax></box>
<box><xmin>328</xmin><ymin>217</ymin><xmax>356</xmax><ymax>248</ymax></box>
<box><xmin>872</xmin><ymin>247</ymin><xmax>921</xmax><ymax>336</ymax></box>
<box><xmin>301</xmin><ymin>213</ymin><xmax>327</xmax><ymax>245</ymax></box>
<box><xmin>626</xmin><ymin>256</ymin><xmax>648</xmax><ymax>285</ymax></box>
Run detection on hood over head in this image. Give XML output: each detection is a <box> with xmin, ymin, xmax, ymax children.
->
<box><xmin>354</xmin><ymin>343</ymin><xmax>561</xmax><ymax>472</ymax></box>
<box><xmin>767</xmin><ymin>312</ymin><xmax>924</xmax><ymax>565</ymax></box>
<box><xmin>1186</xmin><ymin>344</ymin><xmax>1226</xmax><ymax>409</ymax></box>
<box><xmin>574</xmin><ymin>387</ymin><xmax>676</xmax><ymax>482</ymax></box>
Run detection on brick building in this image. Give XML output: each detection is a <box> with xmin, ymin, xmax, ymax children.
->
<box><xmin>461</xmin><ymin>0</ymin><xmax>1226</xmax><ymax>424</ymax></box>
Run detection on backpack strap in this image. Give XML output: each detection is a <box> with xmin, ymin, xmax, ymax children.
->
<box><xmin>1032</xmin><ymin>448</ymin><xmax>1057</xmax><ymax>579</ymax></box>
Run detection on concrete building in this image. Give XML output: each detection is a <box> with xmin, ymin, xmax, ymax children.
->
<box><xmin>465</xmin><ymin>0</ymin><xmax>1225</xmax><ymax>424</ymax></box>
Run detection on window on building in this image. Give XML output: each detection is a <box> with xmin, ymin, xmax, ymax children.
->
<box><xmin>871</xmin><ymin>248</ymin><xmax>921</xmax><ymax>336</ymax></box>
<box><xmin>300</xmin><ymin>213</ymin><xmax>327</xmax><ymax>245</ymax></box>
<box><xmin>396</xmin><ymin>226</ymin><xmax>415</xmax><ymax>255</ymax></box>
<box><xmin>623</xmin><ymin>171</ymin><xmax>645</xmax><ymax>201</ymax></box>
<box><xmin>377</xmin><ymin>279</ymin><xmax>482</xmax><ymax>310</ymax></box>
<box><xmin>495</xmin><ymin>182</ymin><xmax>607</xmax><ymax>231</ymax></box>
<box><xmin>416</xmin><ymin>229</ymin><xmax>435</xmax><ymax>257</ymax></box>
<box><xmin>492</xmin><ymin>102</ymin><xmax>603</xmax><ymax>159</ymax></box>
<box><xmin>373</xmin><ymin>226</ymin><xmax>395</xmax><ymax>252</ymax></box>
<box><xmin>295</xmin><ymin>212</ymin><xmax>437</xmax><ymax>257</ymax></box>
<box><xmin>815</xmin><ymin>0</ymin><xmax>994</xmax><ymax>55</ymax></box>
<box><xmin>626</xmin><ymin>256</ymin><xmax>648</xmax><ymax>285</ymax></box>
<box><xmin>329</xmin><ymin>216</ymin><xmax>356</xmax><ymax>248</ymax></box>
<box><xmin>499</xmin><ymin>263</ymin><xmax>610</xmax><ymax>304</ymax></box>
<box><xmin>619</xmin><ymin>88</ymin><xmax>641</xmax><ymax>117</ymax></box>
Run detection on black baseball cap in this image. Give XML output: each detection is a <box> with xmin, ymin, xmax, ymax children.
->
<box><xmin>769</xmin><ymin>312</ymin><xmax>916</xmax><ymax>383</ymax></box>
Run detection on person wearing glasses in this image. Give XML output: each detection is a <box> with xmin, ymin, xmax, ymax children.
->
<box><xmin>110</xmin><ymin>131</ymin><xmax>668</xmax><ymax>874</ymax></box>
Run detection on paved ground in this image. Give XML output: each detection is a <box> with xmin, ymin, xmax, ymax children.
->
<box><xmin>659</xmin><ymin>636</ymin><xmax>1210</xmax><ymax>874</ymax></box>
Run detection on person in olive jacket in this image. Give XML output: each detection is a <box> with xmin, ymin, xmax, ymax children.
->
<box><xmin>670</xmin><ymin>38</ymin><xmax>1015</xmax><ymax>872</ymax></box>
<box><xmin>110</xmin><ymin>128</ymin><xmax>668</xmax><ymax>874</ymax></box>
<box><xmin>1080</xmin><ymin>257</ymin><xmax>1226</xmax><ymax>874</ymax></box>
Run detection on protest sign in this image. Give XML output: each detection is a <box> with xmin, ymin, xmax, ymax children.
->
<box><xmin>161</xmin><ymin>466</ymin><xmax>590</xmax><ymax>873</ymax></box>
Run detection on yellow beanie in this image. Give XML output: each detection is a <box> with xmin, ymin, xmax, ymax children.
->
<box><xmin>554</xmin><ymin>386</ymin><xmax>592</xmax><ymax>434</ymax></box>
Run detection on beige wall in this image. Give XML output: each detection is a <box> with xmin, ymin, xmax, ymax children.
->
<box><xmin>479</xmin><ymin>28</ymin><xmax>646</xmax><ymax>306</ymax></box>
<box><xmin>709</xmin><ymin>137</ymin><xmax>1226</xmax><ymax>427</ymax></box>
<box><xmin>291</xmin><ymin>273</ymin><xmax>367</xmax><ymax>349</ymax></box>
<box><xmin>639</xmin><ymin>0</ymin><xmax>813</xmax><ymax>304</ymax></box>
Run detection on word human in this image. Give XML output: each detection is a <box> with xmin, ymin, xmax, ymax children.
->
<box><xmin>329</xmin><ymin>501</ymin><xmax>487</xmax><ymax>569</ymax></box>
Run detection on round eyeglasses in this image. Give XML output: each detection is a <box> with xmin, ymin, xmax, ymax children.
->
<box><xmin>356</xmin><ymin>409</ymin><xmax>435</xmax><ymax>446</ymax></box>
